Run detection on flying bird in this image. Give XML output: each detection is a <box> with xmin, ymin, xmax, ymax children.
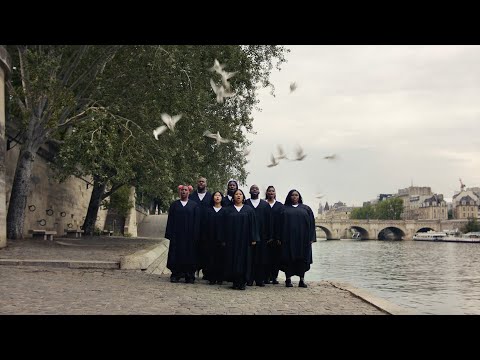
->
<box><xmin>267</xmin><ymin>154</ymin><xmax>280</xmax><ymax>168</ymax></box>
<box><xmin>203</xmin><ymin>130</ymin><xmax>231</xmax><ymax>145</ymax></box>
<box><xmin>209</xmin><ymin>59</ymin><xmax>226</xmax><ymax>75</ymax></box>
<box><xmin>161</xmin><ymin>113</ymin><xmax>182</xmax><ymax>132</ymax></box>
<box><xmin>210</xmin><ymin>79</ymin><xmax>236</xmax><ymax>103</ymax></box>
<box><xmin>289</xmin><ymin>82</ymin><xmax>298</xmax><ymax>93</ymax></box>
<box><xmin>292</xmin><ymin>145</ymin><xmax>307</xmax><ymax>161</ymax></box>
<box><xmin>153</xmin><ymin>125</ymin><xmax>168</xmax><ymax>140</ymax></box>
<box><xmin>220</xmin><ymin>70</ymin><xmax>237</xmax><ymax>90</ymax></box>
<box><xmin>324</xmin><ymin>154</ymin><xmax>337</xmax><ymax>160</ymax></box>
<box><xmin>276</xmin><ymin>145</ymin><xmax>288</xmax><ymax>160</ymax></box>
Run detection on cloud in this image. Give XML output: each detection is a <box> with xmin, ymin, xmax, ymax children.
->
<box><xmin>245</xmin><ymin>46</ymin><xmax>480</xmax><ymax>208</ymax></box>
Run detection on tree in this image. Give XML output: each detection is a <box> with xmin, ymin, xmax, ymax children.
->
<box><xmin>6</xmin><ymin>45</ymin><xmax>121</xmax><ymax>239</ymax></box>
<box><xmin>49</xmin><ymin>45</ymin><xmax>289</xmax><ymax>234</ymax></box>
<box><xmin>462</xmin><ymin>218</ymin><xmax>480</xmax><ymax>233</ymax></box>
<box><xmin>375</xmin><ymin>198</ymin><xmax>404</xmax><ymax>220</ymax></box>
<box><xmin>350</xmin><ymin>203</ymin><xmax>376</xmax><ymax>220</ymax></box>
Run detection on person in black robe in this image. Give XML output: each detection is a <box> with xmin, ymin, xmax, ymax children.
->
<box><xmin>224</xmin><ymin>189</ymin><xmax>258</xmax><ymax>290</ymax></box>
<box><xmin>165</xmin><ymin>184</ymin><xmax>200</xmax><ymax>284</ymax></box>
<box><xmin>189</xmin><ymin>176</ymin><xmax>213</xmax><ymax>280</ymax></box>
<box><xmin>245</xmin><ymin>184</ymin><xmax>271</xmax><ymax>287</ymax></box>
<box><xmin>203</xmin><ymin>191</ymin><xmax>227</xmax><ymax>285</ymax></box>
<box><xmin>280</xmin><ymin>189</ymin><xmax>316</xmax><ymax>288</ymax></box>
<box><xmin>265</xmin><ymin>185</ymin><xmax>284</xmax><ymax>285</ymax></box>
<box><xmin>221</xmin><ymin>179</ymin><xmax>238</xmax><ymax>206</ymax></box>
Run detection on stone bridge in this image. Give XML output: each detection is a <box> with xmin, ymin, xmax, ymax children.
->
<box><xmin>315</xmin><ymin>219</ymin><xmax>469</xmax><ymax>240</ymax></box>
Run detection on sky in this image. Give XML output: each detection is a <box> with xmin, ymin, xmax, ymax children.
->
<box><xmin>244</xmin><ymin>45</ymin><xmax>480</xmax><ymax>212</ymax></box>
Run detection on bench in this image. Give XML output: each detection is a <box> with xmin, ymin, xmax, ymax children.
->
<box><xmin>103</xmin><ymin>230</ymin><xmax>114</xmax><ymax>236</ymax></box>
<box><xmin>30</xmin><ymin>230</ymin><xmax>57</xmax><ymax>241</ymax></box>
<box><xmin>65</xmin><ymin>229</ymin><xmax>84</xmax><ymax>238</ymax></box>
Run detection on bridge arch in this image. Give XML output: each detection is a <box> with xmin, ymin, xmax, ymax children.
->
<box><xmin>348</xmin><ymin>226</ymin><xmax>369</xmax><ymax>240</ymax></box>
<box><xmin>316</xmin><ymin>225</ymin><xmax>334</xmax><ymax>240</ymax></box>
<box><xmin>415</xmin><ymin>227</ymin><xmax>435</xmax><ymax>234</ymax></box>
<box><xmin>378</xmin><ymin>226</ymin><xmax>405</xmax><ymax>240</ymax></box>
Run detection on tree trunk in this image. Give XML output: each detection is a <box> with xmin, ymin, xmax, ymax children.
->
<box><xmin>6</xmin><ymin>144</ymin><xmax>38</xmax><ymax>239</ymax></box>
<box><xmin>82</xmin><ymin>177</ymin><xmax>106</xmax><ymax>235</ymax></box>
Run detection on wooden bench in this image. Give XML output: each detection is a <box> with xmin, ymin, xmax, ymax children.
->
<box><xmin>30</xmin><ymin>230</ymin><xmax>57</xmax><ymax>241</ymax></box>
<box><xmin>103</xmin><ymin>230</ymin><xmax>114</xmax><ymax>236</ymax></box>
<box><xmin>65</xmin><ymin>229</ymin><xmax>84</xmax><ymax>238</ymax></box>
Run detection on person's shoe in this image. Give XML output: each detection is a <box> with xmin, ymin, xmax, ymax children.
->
<box><xmin>170</xmin><ymin>277</ymin><xmax>179</xmax><ymax>283</ymax></box>
<box><xmin>271</xmin><ymin>279</ymin><xmax>279</xmax><ymax>285</ymax></box>
<box><xmin>246</xmin><ymin>281</ymin><xmax>254</xmax><ymax>286</ymax></box>
<box><xmin>298</xmin><ymin>280</ymin><xmax>308</xmax><ymax>288</ymax></box>
<box><xmin>231</xmin><ymin>284</ymin><xmax>238</xmax><ymax>289</ymax></box>
<box><xmin>209</xmin><ymin>280</ymin><xmax>216</xmax><ymax>285</ymax></box>
<box><xmin>238</xmin><ymin>284</ymin><xmax>246</xmax><ymax>290</ymax></box>
<box><xmin>285</xmin><ymin>279</ymin><xmax>293</xmax><ymax>287</ymax></box>
<box><xmin>256</xmin><ymin>281</ymin><xmax>265</xmax><ymax>287</ymax></box>
<box><xmin>185</xmin><ymin>278</ymin><xmax>195</xmax><ymax>284</ymax></box>
<box><xmin>264</xmin><ymin>279</ymin><xmax>272</xmax><ymax>284</ymax></box>
<box><xmin>217</xmin><ymin>281</ymin><xmax>223</xmax><ymax>285</ymax></box>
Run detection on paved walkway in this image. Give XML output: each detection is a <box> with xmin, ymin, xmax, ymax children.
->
<box><xmin>0</xmin><ymin>237</ymin><xmax>403</xmax><ymax>315</ymax></box>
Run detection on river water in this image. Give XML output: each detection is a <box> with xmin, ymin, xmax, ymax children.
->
<box><xmin>308</xmin><ymin>239</ymin><xmax>480</xmax><ymax>314</ymax></box>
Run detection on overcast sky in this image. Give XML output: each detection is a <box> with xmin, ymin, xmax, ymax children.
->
<box><xmin>244</xmin><ymin>45</ymin><xmax>480</xmax><ymax>211</ymax></box>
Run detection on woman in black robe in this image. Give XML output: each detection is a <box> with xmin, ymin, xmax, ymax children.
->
<box><xmin>280</xmin><ymin>189</ymin><xmax>316</xmax><ymax>288</ymax></box>
<box><xmin>265</xmin><ymin>185</ymin><xmax>284</xmax><ymax>285</ymax></box>
<box><xmin>165</xmin><ymin>184</ymin><xmax>200</xmax><ymax>284</ymax></box>
<box><xmin>203</xmin><ymin>191</ymin><xmax>227</xmax><ymax>285</ymax></box>
<box><xmin>224</xmin><ymin>189</ymin><xmax>258</xmax><ymax>290</ymax></box>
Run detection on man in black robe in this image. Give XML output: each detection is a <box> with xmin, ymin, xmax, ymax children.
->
<box><xmin>221</xmin><ymin>179</ymin><xmax>238</xmax><ymax>206</ymax></box>
<box><xmin>189</xmin><ymin>176</ymin><xmax>213</xmax><ymax>279</ymax></box>
<box><xmin>245</xmin><ymin>184</ymin><xmax>271</xmax><ymax>286</ymax></box>
<box><xmin>165</xmin><ymin>185</ymin><xmax>200</xmax><ymax>284</ymax></box>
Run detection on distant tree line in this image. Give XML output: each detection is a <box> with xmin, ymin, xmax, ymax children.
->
<box><xmin>350</xmin><ymin>197</ymin><xmax>404</xmax><ymax>220</ymax></box>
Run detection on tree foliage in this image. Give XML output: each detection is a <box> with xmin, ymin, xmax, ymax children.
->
<box><xmin>350</xmin><ymin>198</ymin><xmax>404</xmax><ymax>220</ymax></box>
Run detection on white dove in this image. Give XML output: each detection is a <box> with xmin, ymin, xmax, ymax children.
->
<box><xmin>160</xmin><ymin>113</ymin><xmax>182</xmax><ymax>132</ymax></box>
<box><xmin>324</xmin><ymin>154</ymin><xmax>337</xmax><ymax>160</ymax></box>
<box><xmin>315</xmin><ymin>193</ymin><xmax>325</xmax><ymax>199</ymax></box>
<box><xmin>153</xmin><ymin>125</ymin><xmax>167</xmax><ymax>140</ymax></box>
<box><xmin>209</xmin><ymin>59</ymin><xmax>226</xmax><ymax>75</ymax></box>
<box><xmin>203</xmin><ymin>130</ymin><xmax>231</xmax><ymax>145</ymax></box>
<box><xmin>276</xmin><ymin>145</ymin><xmax>288</xmax><ymax>160</ymax></box>
<box><xmin>267</xmin><ymin>154</ymin><xmax>280</xmax><ymax>167</ymax></box>
<box><xmin>289</xmin><ymin>82</ymin><xmax>298</xmax><ymax>93</ymax></box>
<box><xmin>210</xmin><ymin>79</ymin><xmax>235</xmax><ymax>103</ymax></box>
<box><xmin>292</xmin><ymin>145</ymin><xmax>307</xmax><ymax>161</ymax></box>
<box><xmin>220</xmin><ymin>70</ymin><xmax>237</xmax><ymax>90</ymax></box>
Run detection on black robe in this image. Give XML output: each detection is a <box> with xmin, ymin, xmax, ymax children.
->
<box><xmin>189</xmin><ymin>190</ymin><xmax>213</xmax><ymax>271</ymax></box>
<box><xmin>279</xmin><ymin>203</ymin><xmax>316</xmax><ymax>276</ymax></box>
<box><xmin>245</xmin><ymin>199</ymin><xmax>271</xmax><ymax>265</ymax></box>
<box><xmin>165</xmin><ymin>200</ymin><xmax>200</xmax><ymax>273</ymax></box>
<box><xmin>203</xmin><ymin>206</ymin><xmax>227</xmax><ymax>281</ymax></box>
<box><xmin>221</xmin><ymin>195</ymin><xmax>234</xmax><ymax>207</ymax></box>
<box><xmin>268</xmin><ymin>200</ymin><xmax>285</xmax><ymax>267</ymax></box>
<box><xmin>224</xmin><ymin>205</ymin><xmax>258</xmax><ymax>279</ymax></box>
<box><xmin>189</xmin><ymin>191</ymin><xmax>213</xmax><ymax>208</ymax></box>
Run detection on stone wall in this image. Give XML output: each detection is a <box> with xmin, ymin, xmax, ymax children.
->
<box><xmin>5</xmin><ymin>143</ymin><xmax>109</xmax><ymax>237</ymax></box>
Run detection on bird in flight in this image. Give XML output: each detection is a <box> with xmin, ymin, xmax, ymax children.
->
<box><xmin>203</xmin><ymin>130</ymin><xmax>231</xmax><ymax>145</ymax></box>
<box><xmin>324</xmin><ymin>154</ymin><xmax>337</xmax><ymax>160</ymax></box>
<box><xmin>290</xmin><ymin>82</ymin><xmax>298</xmax><ymax>93</ymax></box>
<box><xmin>153</xmin><ymin>125</ymin><xmax>167</xmax><ymax>140</ymax></box>
<box><xmin>267</xmin><ymin>154</ymin><xmax>280</xmax><ymax>167</ymax></box>
<box><xmin>210</xmin><ymin>79</ymin><xmax>236</xmax><ymax>103</ymax></box>
<box><xmin>292</xmin><ymin>145</ymin><xmax>307</xmax><ymax>161</ymax></box>
<box><xmin>161</xmin><ymin>113</ymin><xmax>182</xmax><ymax>132</ymax></box>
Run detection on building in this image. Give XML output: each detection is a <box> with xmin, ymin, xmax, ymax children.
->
<box><xmin>417</xmin><ymin>194</ymin><xmax>448</xmax><ymax>220</ymax></box>
<box><xmin>452</xmin><ymin>185</ymin><xmax>479</xmax><ymax>219</ymax></box>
